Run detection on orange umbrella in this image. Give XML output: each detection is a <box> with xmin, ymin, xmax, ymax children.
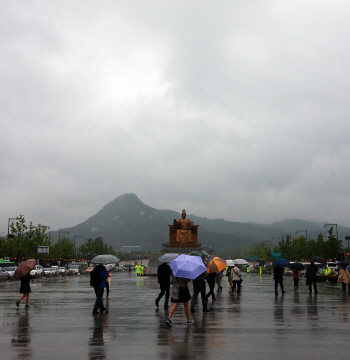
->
<box><xmin>207</xmin><ymin>257</ymin><xmax>226</xmax><ymax>273</ymax></box>
<box><xmin>14</xmin><ymin>259</ymin><xmax>36</xmax><ymax>279</ymax></box>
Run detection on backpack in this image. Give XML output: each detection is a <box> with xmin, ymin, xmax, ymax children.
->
<box><xmin>90</xmin><ymin>268</ymin><xmax>100</xmax><ymax>287</ymax></box>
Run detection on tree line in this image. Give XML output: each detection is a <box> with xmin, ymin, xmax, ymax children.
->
<box><xmin>0</xmin><ymin>215</ymin><xmax>136</xmax><ymax>265</ymax></box>
<box><xmin>250</xmin><ymin>226</ymin><xmax>344</xmax><ymax>262</ymax></box>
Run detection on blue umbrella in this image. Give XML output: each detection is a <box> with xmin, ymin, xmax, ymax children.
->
<box><xmin>273</xmin><ymin>258</ymin><xmax>291</xmax><ymax>268</ymax></box>
<box><xmin>169</xmin><ymin>254</ymin><xmax>207</xmax><ymax>280</ymax></box>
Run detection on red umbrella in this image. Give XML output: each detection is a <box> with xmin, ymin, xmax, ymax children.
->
<box><xmin>14</xmin><ymin>259</ymin><xmax>36</xmax><ymax>279</ymax></box>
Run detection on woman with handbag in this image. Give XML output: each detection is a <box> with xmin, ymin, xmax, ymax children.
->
<box><xmin>166</xmin><ymin>275</ymin><xmax>192</xmax><ymax>327</ymax></box>
<box><xmin>231</xmin><ymin>264</ymin><xmax>241</xmax><ymax>295</ymax></box>
<box><xmin>337</xmin><ymin>264</ymin><xmax>350</xmax><ymax>291</ymax></box>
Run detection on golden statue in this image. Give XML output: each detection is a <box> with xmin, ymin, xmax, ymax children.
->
<box><xmin>169</xmin><ymin>210</ymin><xmax>199</xmax><ymax>247</ymax></box>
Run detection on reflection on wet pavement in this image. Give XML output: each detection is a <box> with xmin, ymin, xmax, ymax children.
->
<box><xmin>2</xmin><ymin>272</ymin><xmax>350</xmax><ymax>359</ymax></box>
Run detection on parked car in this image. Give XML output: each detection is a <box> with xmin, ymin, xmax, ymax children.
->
<box><xmin>4</xmin><ymin>266</ymin><xmax>17</xmax><ymax>277</ymax></box>
<box><xmin>30</xmin><ymin>265</ymin><xmax>44</xmax><ymax>275</ymax></box>
<box><xmin>43</xmin><ymin>268</ymin><xmax>53</xmax><ymax>275</ymax></box>
<box><xmin>58</xmin><ymin>267</ymin><xmax>67</xmax><ymax>274</ymax></box>
<box><xmin>0</xmin><ymin>268</ymin><xmax>9</xmax><ymax>281</ymax></box>
<box><xmin>68</xmin><ymin>265</ymin><xmax>80</xmax><ymax>274</ymax></box>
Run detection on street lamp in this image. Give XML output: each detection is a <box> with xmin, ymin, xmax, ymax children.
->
<box><xmin>296</xmin><ymin>230</ymin><xmax>308</xmax><ymax>260</ymax></box>
<box><xmin>74</xmin><ymin>236</ymin><xmax>85</xmax><ymax>261</ymax></box>
<box><xmin>324</xmin><ymin>223</ymin><xmax>338</xmax><ymax>260</ymax></box>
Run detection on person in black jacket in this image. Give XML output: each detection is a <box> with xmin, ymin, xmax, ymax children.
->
<box><xmin>206</xmin><ymin>272</ymin><xmax>217</xmax><ymax>301</ymax></box>
<box><xmin>306</xmin><ymin>262</ymin><xmax>318</xmax><ymax>294</ymax></box>
<box><xmin>155</xmin><ymin>262</ymin><xmax>172</xmax><ymax>308</ymax></box>
<box><xmin>16</xmin><ymin>273</ymin><xmax>34</xmax><ymax>309</ymax></box>
<box><xmin>191</xmin><ymin>271</ymin><xmax>209</xmax><ymax>313</ymax></box>
<box><xmin>273</xmin><ymin>266</ymin><xmax>285</xmax><ymax>296</ymax></box>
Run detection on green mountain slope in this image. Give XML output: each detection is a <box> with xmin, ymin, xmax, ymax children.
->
<box><xmin>51</xmin><ymin>193</ymin><xmax>350</xmax><ymax>255</ymax></box>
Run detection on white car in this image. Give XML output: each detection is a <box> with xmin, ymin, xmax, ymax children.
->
<box><xmin>30</xmin><ymin>265</ymin><xmax>44</xmax><ymax>275</ymax></box>
<box><xmin>0</xmin><ymin>268</ymin><xmax>9</xmax><ymax>281</ymax></box>
<box><xmin>58</xmin><ymin>267</ymin><xmax>67</xmax><ymax>274</ymax></box>
<box><xmin>3</xmin><ymin>266</ymin><xmax>17</xmax><ymax>277</ymax></box>
<box><xmin>68</xmin><ymin>265</ymin><xmax>80</xmax><ymax>274</ymax></box>
<box><xmin>43</xmin><ymin>268</ymin><xmax>53</xmax><ymax>275</ymax></box>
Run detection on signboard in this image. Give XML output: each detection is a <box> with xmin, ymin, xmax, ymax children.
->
<box><xmin>250</xmin><ymin>255</ymin><xmax>259</xmax><ymax>260</ymax></box>
<box><xmin>271</xmin><ymin>251</ymin><xmax>282</xmax><ymax>259</ymax></box>
<box><xmin>37</xmin><ymin>246</ymin><xmax>49</xmax><ymax>254</ymax></box>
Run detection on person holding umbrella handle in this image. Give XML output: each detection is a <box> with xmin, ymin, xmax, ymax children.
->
<box><xmin>16</xmin><ymin>273</ymin><xmax>34</xmax><ymax>309</ymax></box>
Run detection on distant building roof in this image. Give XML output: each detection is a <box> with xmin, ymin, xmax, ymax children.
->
<box><xmin>121</xmin><ymin>246</ymin><xmax>142</xmax><ymax>252</ymax></box>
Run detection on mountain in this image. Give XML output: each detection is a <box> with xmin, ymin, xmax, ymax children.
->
<box><xmin>50</xmin><ymin>193</ymin><xmax>350</xmax><ymax>256</ymax></box>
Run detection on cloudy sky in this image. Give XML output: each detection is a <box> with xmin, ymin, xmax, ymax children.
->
<box><xmin>2</xmin><ymin>0</ymin><xmax>350</xmax><ymax>234</ymax></box>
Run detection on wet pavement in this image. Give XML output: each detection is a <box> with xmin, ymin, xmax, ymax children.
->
<box><xmin>1</xmin><ymin>272</ymin><xmax>350</xmax><ymax>359</ymax></box>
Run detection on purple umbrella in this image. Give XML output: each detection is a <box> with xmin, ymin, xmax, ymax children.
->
<box><xmin>169</xmin><ymin>254</ymin><xmax>207</xmax><ymax>280</ymax></box>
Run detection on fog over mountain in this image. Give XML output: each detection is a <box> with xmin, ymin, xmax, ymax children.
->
<box><xmin>50</xmin><ymin>194</ymin><xmax>350</xmax><ymax>255</ymax></box>
<box><xmin>2</xmin><ymin>2</ymin><xmax>350</xmax><ymax>234</ymax></box>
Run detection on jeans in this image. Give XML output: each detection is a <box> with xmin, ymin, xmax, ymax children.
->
<box><xmin>232</xmin><ymin>280</ymin><xmax>241</xmax><ymax>294</ymax></box>
<box><xmin>191</xmin><ymin>283</ymin><xmax>208</xmax><ymax>310</ymax></box>
<box><xmin>156</xmin><ymin>282</ymin><xmax>170</xmax><ymax>306</ymax></box>
<box><xmin>275</xmin><ymin>279</ymin><xmax>284</xmax><ymax>294</ymax></box>
<box><xmin>93</xmin><ymin>286</ymin><xmax>105</xmax><ymax>313</ymax></box>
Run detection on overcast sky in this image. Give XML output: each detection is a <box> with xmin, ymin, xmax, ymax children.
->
<box><xmin>2</xmin><ymin>1</ymin><xmax>350</xmax><ymax>234</ymax></box>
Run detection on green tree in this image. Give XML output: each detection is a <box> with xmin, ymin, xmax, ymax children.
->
<box><xmin>277</xmin><ymin>235</ymin><xmax>293</xmax><ymax>259</ymax></box>
<box><xmin>9</xmin><ymin>215</ymin><xmax>27</xmax><ymax>265</ymax></box>
<box><xmin>53</xmin><ymin>237</ymin><xmax>75</xmax><ymax>265</ymax></box>
<box><xmin>78</xmin><ymin>237</ymin><xmax>116</xmax><ymax>260</ymax></box>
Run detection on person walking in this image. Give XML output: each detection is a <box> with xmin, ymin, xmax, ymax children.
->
<box><xmin>16</xmin><ymin>272</ymin><xmax>34</xmax><ymax>309</ymax></box>
<box><xmin>227</xmin><ymin>266</ymin><xmax>233</xmax><ymax>293</ymax></box>
<box><xmin>206</xmin><ymin>272</ymin><xmax>216</xmax><ymax>301</ymax></box>
<box><xmin>215</xmin><ymin>270</ymin><xmax>224</xmax><ymax>292</ymax></box>
<box><xmin>337</xmin><ymin>264</ymin><xmax>350</xmax><ymax>291</ymax></box>
<box><xmin>246</xmin><ymin>265</ymin><xmax>250</xmax><ymax>275</ymax></box>
<box><xmin>166</xmin><ymin>276</ymin><xmax>192</xmax><ymax>327</ymax></box>
<box><xmin>293</xmin><ymin>271</ymin><xmax>300</xmax><ymax>290</ymax></box>
<box><xmin>231</xmin><ymin>264</ymin><xmax>242</xmax><ymax>296</ymax></box>
<box><xmin>92</xmin><ymin>264</ymin><xmax>109</xmax><ymax>314</ymax></box>
<box><xmin>104</xmin><ymin>272</ymin><xmax>111</xmax><ymax>300</ymax></box>
<box><xmin>191</xmin><ymin>271</ymin><xmax>209</xmax><ymax>313</ymax></box>
<box><xmin>273</xmin><ymin>266</ymin><xmax>285</xmax><ymax>296</ymax></box>
<box><xmin>155</xmin><ymin>262</ymin><xmax>172</xmax><ymax>309</ymax></box>
<box><xmin>306</xmin><ymin>262</ymin><xmax>318</xmax><ymax>294</ymax></box>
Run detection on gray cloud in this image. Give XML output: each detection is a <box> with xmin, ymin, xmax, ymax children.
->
<box><xmin>2</xmin><ymin>1</ymin><xmax>350</xmax><ymax>234</ymax></box>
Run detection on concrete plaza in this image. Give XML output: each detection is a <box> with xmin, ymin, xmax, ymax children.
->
<box><xmin>1</xmin><ymin>271</ymin><xmax>349</xmax><ymax>359</ymax></box>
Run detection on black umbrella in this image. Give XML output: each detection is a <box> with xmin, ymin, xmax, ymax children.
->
<box><xmin>289</xmin><ymin>262</ymin><xmax>305</xmax><ymax>271</ymax></box>
<box><xmin>338</xmin><ymin>261</ymin><xmax>349</xmax><ymax>267</ymax></box>
<box><xmin>309</xmin><ymin>256</ymin><xmax>327</xmax><ymax>264</ymax></box>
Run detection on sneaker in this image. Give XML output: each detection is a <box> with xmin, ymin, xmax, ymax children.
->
<box><xmin>166</xmin><ymin>318</ymin><xmax>172</xmax><ymax>327</ymax></box>
<box><xmin>16</xmin><ymin>300</ymin><xmax>20</xmax><ymax>308</ymax></box>
<box><xmin>203</xmin><ymin>309</ymin><xmax>210</xmax><ymax>312</ymax></box>
<box><xmin>186</xmin><ymin>319</ymin><xmax>193</xmax><ymax>325</ymax></box>
<box><xmin>155</xmin><ymin>299</ymin><xmax>159</xmax><ymax>308</ymax></box>
<box><xmin>25</xmin><ymin>305</ymin><xmax>30</xmax><ymax>309</ymax></box>
<box><xmin>92</xmin><ymin>311</ymin><xmax>99</xmax><ymax>315</ymax></box>
<box><xmin>164</xmin><ymin>304</ymin><xmax>169</xmax><ymax>309</ymax></box>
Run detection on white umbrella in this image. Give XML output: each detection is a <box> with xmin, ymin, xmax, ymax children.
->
<box><xmin>158</xmin><ymin>253</ymin><xmax>180</xmax><ymax>262</ymax></box>
<box><xmin>233</xmin><ymin>259</ymin><xmax>248</xmax><ymax>265</ymax></box>
<box><xmin>226</xmin><ymin>259</ymin><xmax>235</xmax><ymax>266</ymax></box>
